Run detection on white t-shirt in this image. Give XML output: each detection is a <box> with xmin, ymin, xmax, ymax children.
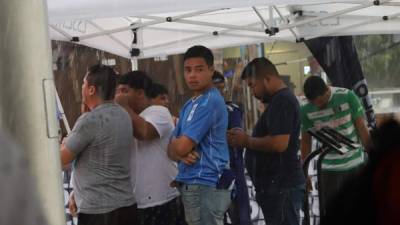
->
<box><xmin>130</xmin><ymin>105</ymin><xmax>179</xmax><ymax>208</ymax></box>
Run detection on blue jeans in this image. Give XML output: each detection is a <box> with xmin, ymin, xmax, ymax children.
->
<box><xmin>178</xmin><ymin>184</ymin><xmax>231</xmax><ymax>225</ymax></box>
<box><xmin>256</xmin><ymin>184</ymin><xmax>305</xmax><ymax>225</ymax></box>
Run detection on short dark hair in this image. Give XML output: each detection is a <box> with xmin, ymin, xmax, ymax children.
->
<box><xmin>303</xmin><ymin>75</ymin><xmax>328</xmax><ymax>101</ymax></box>
<box><xmin>86</xmin><ymin>64</ymin><xmax>117</xmax><ymax>101</ymax></box>
<box><xmin>212</xmin><ymin>71</ymin><xmax>225</xmax><ymax>84</ymax></box>
<box><xmin>183</xmin><ymin>45</ymin><xmax>214</xmax><ymax>67</ymax></box>
<box><xmin>148</xmin><ymin>83</ymin><xmax>168</xmax><ymax>99</ymax></box>
<box><xmin>241</xmin><ymin>57</ymin><xmax>279</xmax><ymax>80</ymax></box>
<box><xmin>118</xmin><ymin>70</ymin><xmax>153</xmax><ymax>97</ymax></box>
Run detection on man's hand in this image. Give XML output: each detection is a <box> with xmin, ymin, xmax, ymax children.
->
<box><xmin>227</xmin><ymin>128</ymin><xmax>249</xmax><ymax>148</ymax></box>
<box><xmin>168</xmin><ymin>136</ymin><xmax>196</xmax><ymax>161</ymax></box>
<box><xmin>181</xmin><ymin>151</ymin><xmax>200</xmax><ymax>165</ymax></box>
<box><xmin>68</xmin><ymin>191</ymin><xmax>77</xmax><ymax>217</ymax></box>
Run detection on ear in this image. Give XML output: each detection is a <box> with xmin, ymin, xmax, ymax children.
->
<box><xmin>209</xmin><ymin>65</ymin><xmax>215</xmax><ymax>74</ymax></box>
<box><xmin>137</xmin><ymin>89</ymin><xmax>145</xmax><ymax>97</ymax></box>
<box><xmin>262</xmin><ymin>76</ymin><xmax>270</xmax><ymax>86</ymax></box>
<box><xmin>88</xmin><ymin>85</ymin><xmax>96</xmax><ymax>96</ymax></box>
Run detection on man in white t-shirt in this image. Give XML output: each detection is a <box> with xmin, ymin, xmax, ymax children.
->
<box><xmin>148</xmin><ymin>82</ymin><xmax>179</xmax><ymax>126</ymax></box>
<box><xmin>115</xmin><ymin>71</ymin><xmax>186</xmax><ymax>225</ymax></box>
<box><xmin>149</xmin><ymin>82</ymin><xmax>170</xmax><ymax>108</ymax></box>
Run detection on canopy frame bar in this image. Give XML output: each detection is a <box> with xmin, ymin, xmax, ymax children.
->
<box><xmin>78</xmin><ymin>8</ymin><xmax>224</xmax><ymax>41</ymax></box>
<box><xmin>280</xmin><ymin>0</ymin><xmax>391</xmax><ymax>31</ymax></box>
<box><xmin>87</xmin><ymin>21</ymin><xmax>130</xmax><ymax>50</ymax></box>
<box><xmin>273</xmin><ymin>6</ymin><xmax>299</xmax><ymax>40</ymax></box>
<box><xmin>303</xmin><ymin>11</ymin><xmax>400</xmax><ymax>40</ymax></box>
<box><xmin>252</xmin><ymin>6</ymin><xmax>270</xmax><ymax>29</ymax></box>
<box><xmin>142</xmin><ymin>21</ymin><xmax>268</xmax><ymax>51</ymax></box>
<box><xmin>49</xmin><ymin>24</ymin><xmax>73</xmax><ymax>40</ymax></box>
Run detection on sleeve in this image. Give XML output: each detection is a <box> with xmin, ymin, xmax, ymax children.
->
<box><xmin>268</xmin><ymin>99</ymin><xmax>297</xmax><ymax>136</ymax></box>
<box><xmin>143</xmin><ymin>107</ymin><xmax>174</xmax><ymax>139</ymax></box>
<box><xmin>348</xmin><ymin>90</ymin><xmax>364</xmax><ymax>120</ymax></box>
<box><xmin>180</xmin><ymin>101</ymin><xmax>216</xmax><ymax>144</ymax></box>
<box><xmin>301</xmin><ymin>106</ymin><xmax>313</xmax><ymax>133</ymax></box>
<box><xmin>172</xmin><ymin>107</ymin><xmax>185</xmax><ymax>138</ymax></box>
<box><xmin>65</xmin><ymin>114</ymin><xmax>95</xmax><ymax>155</ymax></box>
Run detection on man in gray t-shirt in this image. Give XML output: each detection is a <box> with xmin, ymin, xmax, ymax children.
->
<box><xmin>60</xmin><ymin>65</ymin><xmax>136</xmax><ymax>225</ymax></box>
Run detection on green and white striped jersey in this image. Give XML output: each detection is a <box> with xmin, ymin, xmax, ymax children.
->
<box><xmin>301</xmin><ymin>87</ymin><xmax>366</xmax><ymax>171</ymax></box>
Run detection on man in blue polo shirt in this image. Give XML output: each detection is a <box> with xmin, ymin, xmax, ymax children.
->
<box><xmin>168</xmin><ymin>45</ymin><xmax>231</xmax><ymax>225</ymax></box>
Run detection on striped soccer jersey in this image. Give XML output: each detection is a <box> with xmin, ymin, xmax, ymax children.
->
<box><xmin>301</xmin><ymin>87</ymin><xmax>366</xmax><ymax>171</ymax></box>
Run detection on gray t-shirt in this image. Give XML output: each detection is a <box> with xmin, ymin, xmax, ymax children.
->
<box><xmin>66</xmin><ymin>102</ymin><xmax>135</xmax><ymax>214</ymax></box>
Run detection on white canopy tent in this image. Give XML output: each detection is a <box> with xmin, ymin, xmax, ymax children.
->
<box><xmin>44</xmin><ymin>2</ymin><xmax>399</xmax><ymax>224</ymax></box>
<box><xmin>48</xmin><ymin>0</ymin><xmax>400</xmax><ymax>59</ymax></box>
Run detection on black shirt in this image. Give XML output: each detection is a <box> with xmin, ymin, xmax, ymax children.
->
<box><xmin>245</xmin><ymin>88</ymin><xmax>305</xmax><ymax>192</ymax></box>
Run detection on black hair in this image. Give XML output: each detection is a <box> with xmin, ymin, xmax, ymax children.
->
<box><xmin>118</xmin><ymin>70</ymin><xmax>153</xmax><ymax>98</ymax></box>
<box><xmin>212</xmin><ymin>71</ymin><xmax>225</xmax><ymax>84</ymax></box>
<box><xmin>86</xmin><ymin>64</ymin><xmax>117</xmax><ymax>101</ymax></box>
<box><xmin>183</xmin><ymin>45</ymin><xmax>214</xmax><ymax>67</ymax></box>
<box><xmin>241</xmin><ymin>57</ymin><xmax>279</xmax><ymax>80</ymax></box>
<box><xmin>303</xmin><ymin>75</ymin><xmax>328</xmax><ymax>101</ymax></box>
<box><xmin>148</xmin><ymin>83</ymin><xmax>168</xmax><ymax>99</ymax></box>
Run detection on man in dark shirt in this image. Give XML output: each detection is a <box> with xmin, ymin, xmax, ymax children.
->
<box><xmin>228</xmin><ymin>57</ymin><xmax>305</xmax><ymax>225</ymax></box>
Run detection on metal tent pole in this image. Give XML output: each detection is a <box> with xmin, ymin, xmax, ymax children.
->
<box><xmin>141</xmin><ymin>20</ymin><xmax>267</xmax><ymax>53</ymax></box>
<box><xmin>0</xmin><ymin>0</ymin><xmax>65</xmax><ymax>224</ymax></box>
<box><xmin>78</xmin><ymin>9</ymin><xmax>223</xmax><ymax>41</ymax></box>
<box><xmin>55</xmin><ymin>89</ymin><xmax>71</xmax><ymax>133</ymax></box>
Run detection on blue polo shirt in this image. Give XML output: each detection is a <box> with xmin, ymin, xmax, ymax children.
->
<box><xmin>174</xmin><ymin>87</ymin><xmax>230</xmax><ymax>187</ymax></box>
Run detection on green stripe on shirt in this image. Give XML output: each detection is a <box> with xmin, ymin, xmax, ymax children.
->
<box><xmin>300</xmin><ymin>87</ymin><xmax>366</xmax><ymax>171</ymax></box>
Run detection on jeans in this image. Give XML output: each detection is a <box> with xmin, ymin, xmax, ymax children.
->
<box><xmin>179</xmin><ymin>184</ymin><xmax>231</xmax><ymax>225</ymax></box>
<box><xmin>256</xmin><ymin>184</ymin><xmax>305</xmax><ymax>225</ymax></box>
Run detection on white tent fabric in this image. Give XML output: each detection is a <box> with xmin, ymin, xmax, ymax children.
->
<box><xmin>47</xmin><ymin>0</ymin><xmax>400</xmax><ymax>59</ymax></box>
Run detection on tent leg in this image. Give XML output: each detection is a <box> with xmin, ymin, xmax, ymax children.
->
<box><xmin>0</xmin><ymin>1</ymin><xmax>65</xmax><ymax>224</ymax></box>
<box><xmin>131</xmin><ymin>57</ymin><xmax>139</xmax><ymax>70</ymax></box>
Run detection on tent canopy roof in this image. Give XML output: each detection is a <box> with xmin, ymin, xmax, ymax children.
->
<box><xmin>48</xmin><ymin>0</ymin><xmax>400</xmax><ymax>59</ymax></box>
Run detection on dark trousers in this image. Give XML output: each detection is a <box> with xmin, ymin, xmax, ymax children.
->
<box><xmin>78</xmin><ymin>204</ymin><xmax>137</xmax><ymax>225</ymax></box>
<box><xmin>256</xmin><ymin>184</ymin><xmax>305</xmax><ymax>225</ymax></box>
<box><xmin>319</xmin><ymin>166</ymin><xmax>363</xmax><ymax>217</ymax></box>
<box><xmin>137</xmin><ymin>197</ymin><xmax>187</xmax><ymax>225</ymax></box>
<box><xmin>228</xmin><ymin>149</ymin><xmax>252</xmax><ymax>225</ymax></box>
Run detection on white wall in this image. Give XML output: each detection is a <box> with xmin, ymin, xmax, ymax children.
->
<box><xmin>264</xmin><ymin>41</ymin><xmax>312</xmax><ymax>95</ymax></box>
